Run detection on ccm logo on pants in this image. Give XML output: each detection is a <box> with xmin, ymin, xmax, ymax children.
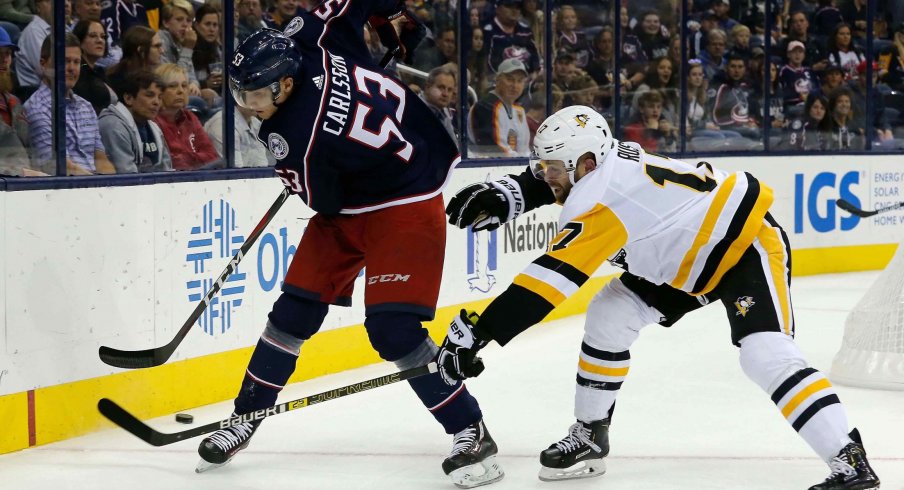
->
<box><xmin>368</xmin><ymin>274</ymin><xmax>411</xmax><ymax>285</ymax></box>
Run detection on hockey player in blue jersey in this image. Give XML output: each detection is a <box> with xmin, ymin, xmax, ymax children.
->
<box><xmin>195</xmin><ymin>2</ymin><xmax>503</xmax><ymax>487</ymax></box>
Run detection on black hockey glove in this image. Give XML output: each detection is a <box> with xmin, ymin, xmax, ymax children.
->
<box><xmin>436</xmin><ymin>309</ymin><xmax>490</xmax><ymax>386</ymax></box>
<box><xmin>446</xmin><ymin>177</ymin><xmax>526</xmax><ymax>232</ymax></box>
<box><xmin>368</xmin><ymin>8</ymin><xmax>426</xmax><ymax>65</ymax></box>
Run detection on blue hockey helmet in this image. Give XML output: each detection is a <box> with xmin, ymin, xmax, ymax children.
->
<box><xmin>228</xmin><ymin>28</ymin><xmax>302</xmax><ymax>109</ymax></box>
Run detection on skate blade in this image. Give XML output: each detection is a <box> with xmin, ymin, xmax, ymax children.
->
<box><xmin>195</xmin><ymin>458</ymin><xmax>233</xmax><ymax>473</ymax></box>
<box><xmin>538</xmin><ymin>458</ymin><xmax>606</xmax><ymax>482</ymax></box>
<box><xmin>448</xmin><ymin>455</ymin><xmax>505</xmax><ymax>489</ymax></box>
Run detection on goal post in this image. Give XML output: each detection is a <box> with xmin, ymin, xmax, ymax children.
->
<box><xmin>830</xmin><ymin>243</ymin><xmax>904</xmax><ymax>390</ymax></box>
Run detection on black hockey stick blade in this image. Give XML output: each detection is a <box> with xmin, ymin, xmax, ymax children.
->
<box><xmin>98</xmin><ymin>188</ymin><xmax>292</xmax><ymax>369</ymax></box>
<box><xmin>836</xmin><ymin>198</ymin><xmax>878</xmax><ymax>217</ymax></box>
<box><xmin>99</xmin><ymin>363</ymin><xmax>437</xmax><ymax>446</ymax></box>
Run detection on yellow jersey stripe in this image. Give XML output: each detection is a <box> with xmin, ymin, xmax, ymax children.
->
<box><xmin>578</xmin><ymin>358</ymin><xmax>630</xmax><ymax>377</ymax></box>
<box><xmin>513</xmin><ymin>274</ymin><xmax>567</xmax><ymax>307</ymax></box>
<box><xmin>781</xmin><ymin>378</ymin><xmax>833</xmax><ymax>419</ymax></box>
<box><xmin>671</xmin><ymin>174</ymin><xmax>738</xmax><ymax>290</ymax></box>
<box><xmin>758</xmin><ymin>225</ymin><xmax>792</xmax><ymax>335</ymax></box>
<box><xmin>548</xmin><ymin>203</ymin><xmax>628</xmax><ymax>277</ymax></box>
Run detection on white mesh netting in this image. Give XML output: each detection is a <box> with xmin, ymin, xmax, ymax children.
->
<box><xmin>831</xmin><ymin>244</ymin><xmax>904</xmax><ymax>390</ymax></box>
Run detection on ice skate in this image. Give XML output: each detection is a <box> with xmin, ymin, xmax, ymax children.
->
<box><xmin>442</xmin><ymin>419</ymin><xmax>504</xmax><ymax>488</ymax></box>
<box><xmin>538</xmin><ymin>419</ymin><xmax>609</xmax><ymax>481</ymax></box>
<box><xmin>195</xmin><ymin>417</ymin><xmax>261</xmax><ymax>473</ymax></box>
<box><xmin>809</xmin><ymin>429</ymin><xmax>880</xmax><ymax>489</ymax></box>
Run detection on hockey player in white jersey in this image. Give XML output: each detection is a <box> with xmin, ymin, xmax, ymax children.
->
<box><xmin>437</xmin><ymin>105</ymin><xmax>880</xmax><ymax>489</ymax></box>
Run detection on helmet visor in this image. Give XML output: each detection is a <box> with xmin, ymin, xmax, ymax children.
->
<box><xmin>229</xmin><ymin>80</ymin><xmax>277</xmax><ymax>110</ymax></box>
<box><xmin>530</xmin><ymin>158</ymin><xmax>568</xmax><ymax>181</ymax></box>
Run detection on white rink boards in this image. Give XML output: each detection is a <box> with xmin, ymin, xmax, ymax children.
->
<box><xmin>0</xmin><ymin>271</ymin><xmax>902</xmax><ymax>490</ymax></box>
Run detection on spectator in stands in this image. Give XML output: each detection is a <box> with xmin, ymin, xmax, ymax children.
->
<box><xmin>779</xmin><ymin>41</ymin><xmax>820</xmax><ymax>110</ymax></box>
<box><xmin>24</xmin><ymin>34</ymin><xmax>115</xmax><ymax>175</ymax></box>
<box><xmin>821</xmin><ymin>64</ymin><xmax>846</xmax><ymax>93</ymax></box>
<box><xmin>812</xmin><ymin>0</ymin><xmax>844</xmax><ymax>38</ymax></box>
<box><xmin>236</xmin><ymin>0</ymin><xmax>266</xmax><ymax>43</ymax></box>
<box><xmin>99</xmin><ymin>69</ymin><xmax>172</xmax><ymax>173</ymax></box>
<box><xmin>100</xmin><ymin>0</ymin><xmax>149</xmax><ymax>49</ymax></box>
<box><xmin>152</xmin><ymin>63</ymin><xmax>219</xmax><ymax>170</ymax></box>
<box><xmin>552</xmin><ymin>50</ymin><xmax>580</xmax><ymax>106</ymax></box>
<box><xmin>204</xmin><ymin>105</ymin><xmax>272</xmax><ymax>167</ymax></box>
<box><xmin>468</xmin><ymin>58</ymin><xmax>530</xmax><ymax>157</ymax></box>
<box><xmin>826</xmin><ymin>86</ymin><xmax>864</xmax><ymax>149</ymax></box>
<box><xmin>710</xmin><ymin>53</ymin><xmax>759</xmax><ymax>136</ymax></box>
<box><xmin>849</xmin><ymin>60</ymin><xmax>895</xmax><ymax>143</ymax></box>
<box><xmin>467</xmin><ymin>26</ymin><xmax>489</xmax><ymax>97</ymax></box>
<box><xmin>827</xmin><ymin>23</ymin><xmax>867</xmax><ymax>81</ymax></box>
<box><xmin>159</xmin><ymin>0</ymin><xmax>214</xmax><ymax>106</ymax></box>
<box><xmin>15</xmin><ymin>0</ymin><xmax>50</xmax><ymax>97</ymax></box>
<box><xmin>419</xmin><ymin>66</ymin><xmax>457</xmax><ymax>144</ymax></box>
<box><xmin>106</xmin><ymin>25</ymin><xmax>163</xmax><ymax>88</ymax></box>
<box><xmin>686</xmin><ymin>59</ymin><xmax>720</xmax><ymax>136</ymax></box>
<box><xmin>430</xmin><ymin>0</ymin><xmax>455</xmax><ymax>33</ymax></box>
<box><xmin>72</xmin><ymin>20</ymin><xmax>117</xmax><ymax>115</ymax></box>
<box><xmin>520</xmin><ymin>0</ymin><xmax>544</xmax><ymax>55</ymax></box>
<box><xmin>569</xmin><ymin>74</ymin><xmax>600</xmax><ymax>114</ymax></box>
<box><xmin>878</xmin><ymin>22</ymin><xmax>904</xmax><ymax>91</ymax></box>
<box><xmin>780</xmin><ymin>10</ymin><xmax>828</xmax><ymax>71</ymax></box>
<box><xmin>0</xmin><ymin>25</ymin><xmax>34</xmax><ymax>177</ymax></box>
<box><xmin>634</xmin><ymin>11</ymin><xmax>670</xmax><ymax>61</ymax></box>
<box><xmin>556</xmin><ymin>5</ymin><xmax>592</xmax><ymax>69</ymax></box>
<box><xmin>264</xmin><ymin>0</ymin><xmax>303</xmax><ymax>30</ymax></box>
<box><xmin>586</xmin><ymin>27</ymin><xmax>615</xmax><ymax>87</ymax></box>
<box><xmin>413</xmin><ymin>26</ymin><xmax>456</xmax><ymax>72</ymax></box>
<box><xmin>631</xmin><ymin>56</ymin><xmax>679</xmax><ymax>124</ymax></box>
<box><xmin>667</xmin><ymin>35</ymin><xmax>682</xmax><ymax>70</ymax></box>
<box><xmin>192</xmin><ymin>4</ymin><xmax>223</xmax><ymax>95</ymax></box>
<box><xmin>699</xmin><ymin>28</ymin><xmax>728</xmax><ymax>80</ymax></box>
<box><xmin>710</xmin><ymin>0</ymin><xmax>739</xmax><ymax>32</ymax></box>
<box><xmin>727</xmin><ymin>24</ymin><xmax>754</xmax><ymax>61</ymax></box>
<box><xmin>625</xmin><ymin>90</ymin><xmax>678</xmax><ymax>152</ymax></box>
<box><xmin>72</xmin><ymin>0</ymin><xmax>121</xmax><ymax>68</ymax></box>
<box><xmin>839</xmin><ymin>0</ymin><xmax>867</xmax><ymax>40</ymax></box>
<box><xmin>484</xmin><ymin>0</ymin><xmax>540</xmax><ymax>76</ymax></box>
<box><xmin>750</xmin><ymin>54</ymin><xmax>786</xmax><ymax>133</ymax></box>
<box><xmin>0</xmin><ymin>0</ymin><xmax>30</xmax><ymax>30</ymax></box>
<box><xmin>786</xmin><ymin>94</ymin><xmax>831</xmax><ymax>150</ymax></box>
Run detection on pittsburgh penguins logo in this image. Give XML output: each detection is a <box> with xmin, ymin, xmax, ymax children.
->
<box><xmin>734</xmin><ymin>296</ymin><xmax>756</xmax><ymax>317</ymax></box>
<box><xmin>268</xmin><ymin>133</ymin><xmax>289</xmax><ymax>160</ymax></box>
<box><xmin>283</xmin><ymin>16</ymin><xmax>304</xmax><ymax>36</ymax></box>
<box><xmin>574</xmin><ymin>114</ymin><xmax>590</xmax><ymax>127</ymax></box>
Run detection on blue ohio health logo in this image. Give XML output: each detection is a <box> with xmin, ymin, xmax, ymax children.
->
<box><xmin>186</xmin><ymin>199</ymin><xmax>247</xmax><ymax>335</ymax></box>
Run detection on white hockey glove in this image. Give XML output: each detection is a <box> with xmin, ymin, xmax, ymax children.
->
<box><xmin>436</xmin><ymin>309</ymin><xmax>489</xmax><ymax>386</ymax></box>
<box><xmin>446</xmin><ymin>177</ymin><xmax>525</xmax><ymax>232</ymax></box>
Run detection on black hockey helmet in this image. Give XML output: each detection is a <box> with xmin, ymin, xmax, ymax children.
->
<box><xmin>228</xmin><ymin>28</ymin><xmax>302</xmax><ymax>109</ymax></box>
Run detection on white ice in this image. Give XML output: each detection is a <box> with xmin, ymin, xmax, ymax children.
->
<box><xmin>2</xmin><ymin>271</ymin><xmax>903</xmax><ymax>490</ymax></box>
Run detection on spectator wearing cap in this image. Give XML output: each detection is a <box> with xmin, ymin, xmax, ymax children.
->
<box><xmin>24</xmin><ymin>35</ymin><xmax>115</xmax><ymax>175</ymax></box>
<box><xmin>468</xmin><ymin>58</ymin><xmax>530</xmax><ymax>157</ymax></box>
<box><xmin>484</xmin><ymin>0</ymin><xmax>540</xmax><ymax>76</ymax></box>
<box><xmin>827</xmin><ymin>22</ymin><xmax>866</xmax><ymax>81</ymax></box>
<box><xmin>552</xmin><ymin>49</ymin><xmax>579</xmax><ymax>106</ymax></box>
<box><xmin>0</xmin><ymin>25</ymin><xmax>33</xmax><ymax>177</ymax></box>
<box><xmin>264</xmin><ymin>0</ymin><xmax>305</xmax><ymax>31</ymax></box>
<box><xmin>99</xmin><ymin>69</ymin><xmax>173</xmax><ymax>173</ymax></box>
<box><xmin>72</xmin><ymin>19</ymin><xmax>118</xmax><ymax>115</ymax></box>
<box><xmin>710</xmin><ymin>0</ymin><xmax>738</xmax><ymax>32</ymax></box>
<box><xmin>779</xmin><ymin>10</ymin><xmax>828</xmax><ymax>71</ymax></box>
<box><xmin>556</xmin><ymin>5</ymin><xmax>592</xmax><ymax>69</ymax></box>
<box><xmin>15</xmin><ymin>0</ymin><xmax>51</xmax><ymax>96</ymax></box>
<box><xmin>780</xmin><ymin>40</ymin><xmax>820</xmax><ymax>109</ymax></box>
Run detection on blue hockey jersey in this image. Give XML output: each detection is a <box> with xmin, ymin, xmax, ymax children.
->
<box><xmin>256</xmin><ymin>0</ymin><xmax>461</xmax><ymax>215</ymax></box>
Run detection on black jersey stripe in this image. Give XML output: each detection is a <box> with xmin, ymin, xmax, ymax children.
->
<box><xmin>791</xmin><ymin>394</ymin><xmax>841</xmax><ymax>431</ymax></box>
<box><xmin>577</xmin><ymin>374</ymin><xmax>624</xmax><ymax>391</ymax></box>
<box><xmin>479</xmin><ymin>284</ymin><xmax>555</xmax><ymax>346</ymax></box>
<box><xmin>580</xmin><ymin>342</ymin><xmax>631</xmax><ymax>362</ymax></box>
<box><xmin>771</xmin><ymin>367</ymin><xmax>819</xmax><ymax>404</ymax></box>
<box><xmin>534</xmin><ymin>254</ymin><xmax>590</xmax><ymax>286</ymax></box>
<box><xmin>692</xmin><ymin>173</ymin><xmax>761</xmax><ymax>294</ymax></box>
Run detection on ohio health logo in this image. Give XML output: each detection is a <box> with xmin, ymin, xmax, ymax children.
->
<box><xmin>186</xmin><ymin>199</ymin><xmax>247</xmax><ymax>335</ymax></box>
<box><xmin>794</xmin><ymin>171</ymin><xmax>863</xmax><ymax>234</ymax></box>
<box><xmin>466</xmin><ymin>227</ymin><xmax>497</xmax><ymax>293</ymax></box>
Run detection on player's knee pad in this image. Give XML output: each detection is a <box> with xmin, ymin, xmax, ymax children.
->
<box><xmin>583</xmin><ymin>278</ymin><xmax>662</xmax><ymax>352</ymax></box>
<box><xmin>267</xmin><ymin>292</ymin><xmax>328</xmax><ymax>341</ymax></box>
<box><xmin>364</xmin><ymin>312</ymin><xmax>429</xmax><ymax>362</ymax></box>
<box><xmin>738</xmin><ymin>331</ymin><xmax>808</xmax><ymax>393</ymax></box>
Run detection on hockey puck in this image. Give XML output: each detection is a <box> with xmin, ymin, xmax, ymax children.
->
<box><xmin>175</xmin><ymin>413</ymin><xmax>194</xmax><ymax>424</ymax></box>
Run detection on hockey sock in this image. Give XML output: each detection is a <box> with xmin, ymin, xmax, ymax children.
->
<box><xmin>397</xmin><ymin>338</ymin><xmax>482</xmax><ymax>434</ymax></box>
<box><xmin>235</xmin><ymin>322</ymin><xmax>303</xmax><ymax>415</ymax></box>
<box><xmin>574</xmin><ymin>341</ymin><xmax>630</xmax><ymax>422</ymax></box>
<box><xmin>739</xmin><ymin>332</ymin><xmax>852</xmax><ymax>461</ymax></box>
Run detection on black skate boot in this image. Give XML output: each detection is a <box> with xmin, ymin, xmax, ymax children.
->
<box><xmin>442</xmin><ymin>419</ymin><xmax>504</xmax><ymax>488</ymax></box>
<box><xmin>809</xmin><ymin>429</ymin><xmax>880</xmax><ymax>489</ymax></box>
<box><xmin>195</xmin><ymin>416</ymin><xmax>261</xmax><ymax>473</ymax></box>
<box><xmin>538</xmin><ymin>419</ymin><xmax>609</xmax><ymax>481</ymax></box>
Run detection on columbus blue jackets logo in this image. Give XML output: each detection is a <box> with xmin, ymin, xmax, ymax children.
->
<box><xmin>268</xmin><ymin>133</ymin><xmax>289</xmax><ymax>159</ymax></box>
<box><xmin>734</xmin><ymin>296</ymin><xmax>755</xmax><ymax>317</ymax></box>
<box><xmin>283</xmin><ymin>16</ymin><xmax>304</xmax><ymax>36</ymax></box>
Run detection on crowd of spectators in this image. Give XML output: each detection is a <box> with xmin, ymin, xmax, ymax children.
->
<box><xmin>1</xmin><ymin>0</ymin><xmax>903</xmax><ymax>176</ymax></box>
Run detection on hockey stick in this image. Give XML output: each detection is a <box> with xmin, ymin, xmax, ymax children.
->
<box><xmin>98</xmin><ymin>187</ymin><xmax>292</xmax><ymax>369</ymax></box>
<box><xmin>836</xmin><ymin>198</ymin><xmax>904</xmax><ymax>218</ymax></box>
<box><xmin>98</xmin><ymin>362</ymin><xmax>437</xmax><ymax>446</ymax></box>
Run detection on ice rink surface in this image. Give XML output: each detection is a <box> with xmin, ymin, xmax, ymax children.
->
<box><xmin>2</xmin><ymin>271</ymin><xmax>902</xmax><ymax>490</ymax></box>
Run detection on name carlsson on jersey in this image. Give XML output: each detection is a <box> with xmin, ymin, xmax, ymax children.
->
<box><xmin>323</xmin><ymin>52</ymin><xmax>351</xmax><ymax>136</ymax></box>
